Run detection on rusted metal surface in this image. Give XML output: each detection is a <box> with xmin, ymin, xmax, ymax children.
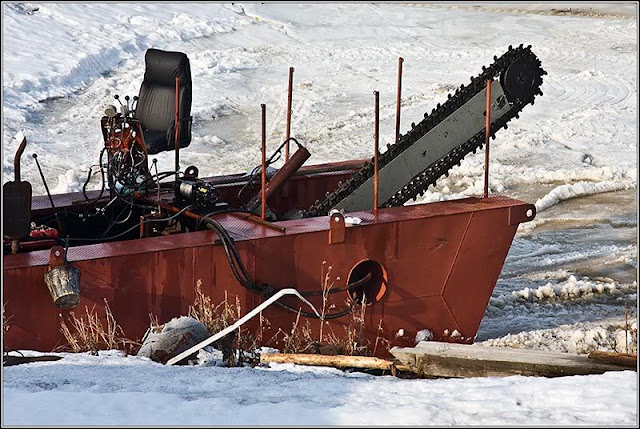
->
<box><xmin>395</xmin><ymin>57</ymin><xmax>404</xmax><ymax>143</ymax></box>
<box><xmin>246</xmin><ymin>144</ymin><xmax>311</xmax><ymax>213</ymax></box>
<box><xmin>14</xmin><ymin>137</ymin><xmax>26</xmax><ymax>181</ymax></box>
<box><xmin>285</xmin><ymin>66</ymin><xmax>294</xmax><ymax>162</ymax></box>
<box><xmin>3</xmin><ymin>137</ymin><xmax>32</xmax><ymax>240</ymax></box>
<box><xmin>228</xmin><ymin>212</ymin><xmax>286</xmax><ymax>233</ymax></box>
<box><xmin>48</xmin><ymin>246</ymin><xmax>65</xmax><ymax>269</ymax></box>
<box><xmin>484</xmin><ymin>78</ymin><xmax>492</xmax><ymax>198</ymax></box>
<box><xmin>4</xmin><ymin>195</ymin><xmax>534</xmax><ymax>356</ymax></box>
<box><xmin>373</xmin><ymin>91</ymin><xmax>380</xmax><ymax>216</ymax></box>
<box><xmin>260</xmin><ymin>103</ymin><xmax>267</xmax><ymax>220</ymax></box>
<box><xmin>328</xmin><ymin>211</ymin><xmax>345</xmax><ymax>244</ymax></box>
<box><xmin>30</xmin><ymin>160</ymin><xmax>366</xmax><ymax>216</ymax></box>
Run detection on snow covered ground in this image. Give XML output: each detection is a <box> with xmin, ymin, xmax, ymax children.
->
<box><xmin>2</xmin><ymin>2</ymin><xmax>638</xmax><ymax>426</ymax></box>
<box><xmin>3</xmin><ymin>350</ymin><xmax>637</xmax><ymax>426</ymax></box>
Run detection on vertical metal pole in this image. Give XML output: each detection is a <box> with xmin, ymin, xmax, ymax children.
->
<box><xmin>395</xmin><ymin>57</ymin><xmax>404</xmax><ymax>143</ymax></box>
<box><xmin>484</xmin><ymin>79</ymin><xmax>492</xmax><ymax>198</ymax></box>
<box><xmin>624</xmin><ymin>304</ymin><xmax>629</xmax><ymax>353</ymax></box>
<box><xmin>261</xmin><ymin>104</ymin><xmax>267</xmax><ymax>220</ymax></box>
<box><xmin>285</xmin><ymin>67</ymin><xmax>294</xmax><ymax>162</ymax></box>
<box><xmin>373</xmin><ymin>91</ymin><xmax>380</xmax><ymax>217</ymax></box>
<box><xmin>174</xmin><ymin>77</ymin><xmax>181</xmax><ymax>191</ymax></box>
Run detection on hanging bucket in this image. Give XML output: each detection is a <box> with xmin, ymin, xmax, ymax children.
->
<box><xmin>44</xmin><ymin>265</ymin><xmax>81</xmax><ymax>308</ymax></box>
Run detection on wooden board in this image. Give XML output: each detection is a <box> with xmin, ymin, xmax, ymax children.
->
<box><xmin>261</xmin><ymin>353</ymin><xmax>411</xmax><ymax>374</ymax></box>
<box><xmin>3</xmin><ymin>354</ymin><xmax>62</xmax><ymax>367</ymax></box>
<box><xmin>391</xmin><ymin>342</ymin><xmax>634</xmax><ymax>378</ymax></box>
<box><xmin>588</xmin><ymin>350</ymin><xmax>637</xmax><ymax>368</ymax></box>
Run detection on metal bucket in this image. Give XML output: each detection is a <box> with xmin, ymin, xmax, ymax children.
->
<box><xmin>44</xmin><ymin>265</ymin><xmax>81</xmax><ymax>308</ymax></box>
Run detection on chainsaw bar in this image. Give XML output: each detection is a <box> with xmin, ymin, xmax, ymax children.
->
<box><xmin>303</xmin><ymin>45</ymin><xmax>546</xmax><ymax>217</ymax></box>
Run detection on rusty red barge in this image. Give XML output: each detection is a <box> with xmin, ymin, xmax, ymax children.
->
<box><xmin>3</xmin><ymin>46</ymin><xmax>545</xmax><ymax>357</ymax></box>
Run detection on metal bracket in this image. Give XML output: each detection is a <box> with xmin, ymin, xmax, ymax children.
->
<box><xmin>508</xmin><ymin>204</ymin><xmax>536</xmax><ymax>226</ymax></box>
<box><xmin>329</xmin><ymin>212</ymin><xmax>346</xmax><ymax>244</ymax></box>
<box><xmin>48</xmin><ymin>245</ymin><xmax>66</xmax><ymax>271</ymax></box>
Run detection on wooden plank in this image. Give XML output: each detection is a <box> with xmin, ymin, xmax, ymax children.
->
<box><xmin>260</xmin><ymin>353</ymin><xmax>411</xmax><ymax>373</ymax></box>
<box><xmin>391</xmin><ymin>342</ymin><xmax>633</xmax><ymax>378</ymax></box>
<box><xmin>3</xmin><ymin>355</ymin><xmax>62</xmax><ymax>367</ymax></box>
<box><xmin>588</xmin><ymin>351</ymin><xmax>637</xmax><ymax>369</ymax></box>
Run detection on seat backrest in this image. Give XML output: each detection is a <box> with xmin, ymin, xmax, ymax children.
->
<box><xmin>135</xmin><ymin>48</ymin><xmax>192</xmax><ymax>153</ymax></box>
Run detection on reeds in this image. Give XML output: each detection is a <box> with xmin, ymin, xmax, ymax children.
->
<box><xmin>58</xmin><ymin>299</ymin><xmax>138</xmax><ymax>355</ymax></box>
<box><xmin>188</xmin><ymin>279</ymin><xmax>266</xmax><ymax>366</ymax></box>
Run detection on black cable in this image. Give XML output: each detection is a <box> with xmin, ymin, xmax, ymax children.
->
<box><xmin>68</xmin><ymin>205</ymin><xmax>193</xmax><ymax>243</ymax></box>
<box><xmin>237</xmin><ymin>137</ymin><xmax>304</xmax><ymax>206</ymax></box>
<box><xmin>200</xmin><ymin>213</ymin><xmax>358</xmax><ymax>319</ymax></box>
<box><xmin>82</xmin><ymin>147</ymin><xmax>106</xmax><ymax>205</ymax></box>
<box><xmin>98</xmin><ymin>203</ymin><xmax>133</xmax><ymax>239</ymax></box>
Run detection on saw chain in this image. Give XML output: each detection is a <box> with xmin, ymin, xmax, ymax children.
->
<box><xmin>303</xmin><ymin>45</ymin><xmax>546</xmax><ymax>217</ymax></box>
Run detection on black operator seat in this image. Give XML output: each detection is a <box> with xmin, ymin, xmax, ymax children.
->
<box><xmin>135</xmin><ymin>48</ymin><xmax>192</xmax><ymax>155</ymax></box>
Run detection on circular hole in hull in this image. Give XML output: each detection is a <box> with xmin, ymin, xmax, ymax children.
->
<box><xmin>347</xmin><ymin>259</ymin><xmax>387</xmax><ymax>305</ymax></box>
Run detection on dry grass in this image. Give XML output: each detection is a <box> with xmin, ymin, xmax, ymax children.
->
<box><xmin>58</xmin><ymin>299</ymin><xmax>139</xmax><ymax>355</ymax></box>
<box><xmin>2</xmin><ymin>302</ymin><xmax>11</xmax><ymax>335</ymax></box>
<box><xmin>269</xmin><ymin>263</ymin><xmax>391</xmax><ymax>357</ymax></box>
<box><xmin>189</xmin><ymin>280</ymin><xmax>238</xmax><ymax>334</ymax></box>
<box><xmin>188</xmin><ymin>280</ymin><xmax>267</xmax><ymax>366</ymax></box>
<box><xmin>272</xmin><ymin>310</ymin><xmax>315</xmax><ymax>354</ymax></box>
<box><xmin>321</xmin><ymin>295</ymin><xmax>371</xmax><ymax>356</ymax></box>
<box><xmin>3</xmin><ymin>302</ymin><xmax>12</xmax><ymax>352</ymax></box>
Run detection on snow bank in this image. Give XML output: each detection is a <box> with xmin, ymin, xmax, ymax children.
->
<box><xmin>535</xmin><ymin>180</ymin><xmax>635</xmax><ymax>212</ymax></box>
<box><xmin>482</xmin><ymin>318</ymin><xmax>638</xmax><ymax>355</ymax></box>
<box><xmin>2</xmin><ymin>351</ymin><xmax>637</xmax><ymax>425</ymax></box>
<box><xmin>490</xmin><ymin>275</ymin><xmax>636</xmax><ymax>307</ymax></box>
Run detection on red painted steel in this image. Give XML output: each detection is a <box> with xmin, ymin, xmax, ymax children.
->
<box><xmin>328</xmin><ymin>212</ymin><xmax>346</xmax><ymax>244</ymax></box>
<box><xmin>260</xmin><ymin>104</ymin><xmax>267</xmax><ymax>220</ymax></box>
<box><xmin>3</xmin><ymin>193</ymin><xmax>535</xmax><ymax>357</ymax></box>
<box><xmin>285</xmin><ymin>67</ymin><xmax>294</xmax><ymax>162</ymax></box>
<box><xmin>246</xmin><ymin>145</ymin><xmax>311</xmax><ymax>213</ymax></box>
<box><xmin>395</xmin><ymin>57</ymin><xmax>404</xmax><ymax>143</ymax></box>
<box><xmin>373</xmin><ymin>91</ymin><xmax>380</xmax><ymax>216</ymax></box>
<box><xmin>484</xmin><ymin>79</ymin><xmax>492</xmax><ymax>198</ymax></box>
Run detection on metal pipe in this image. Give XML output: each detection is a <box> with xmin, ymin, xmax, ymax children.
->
<box><xmin>229</xmin><ymin>212</ymin><xmax>286</xmax><ymax>233</ymax></box>
<box><xmin>261</xmin><ymin>103</ymin><xmax>267</xmax><ymax>220</ymax></box>
<box><xmin>246</xmin><ymin>144</ymin><xmax>311</xmax><ymax>213</ymax></box>
<box><xmin>373</xmin><ymin>91</ymin><xmax>380</xmax><ymax>216</ymax></box>
<box><xmin>14</xmin><ymin>137</ymin><xmax>26</xmax><ymax>181</ymax></box>
<box><xmin>174</xmin><ymin>77</ymin><xmax>181</xmax><ymax>193</ymax></box>
<box><xmin>138</xmin><ymin>198</ymin><xmax>204</xmax><ymax>228</ymax></box>
<box><xmin>285</xmin><ymin>67</ymin><xmax>294</xmax><ymax>162</ymax></box>
<box><xmin>395</xmin><ymin>57</ymin><xmax>404</xmax><ymax>143</ymax></box>
<box><xmin>33</xmin><ymin>153</ymin><xmax>64</xmax><ymax>234</ymax></box>
<box><xmin>141</xmin><ymin>195</ymin><xmax>286</xmax><ymax>234</ymax></box>
<box><xmin>484</xmin><ymin>79</ymin><xmax>492</xmax><ymax>198</ymax></box>
<box><xmin>32</xmin><ymin>154</ymin><xmax>55</xmax><ymax>211</ymax></box>
<box><xmin>167</xmin><ymin>287</ymin><xmax>320</xmax><ymax>365</ymax></box>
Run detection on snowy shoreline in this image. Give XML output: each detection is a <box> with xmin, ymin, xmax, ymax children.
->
<box><xmin>3</xmin><ymin>350</ymin><xmax>637</xmax><ymax>426</ymax></box>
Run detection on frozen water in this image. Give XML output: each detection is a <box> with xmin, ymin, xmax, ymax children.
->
<box><xmin>2</xmin><ymin>3</ymin><xmax>637</xmax><ymax>425</ymax></box>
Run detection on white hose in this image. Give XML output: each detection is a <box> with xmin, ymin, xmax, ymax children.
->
<box><xmin>166</xmin><ymin>288</ymin><xmax>319</xmax><ymax>366</ymax></box>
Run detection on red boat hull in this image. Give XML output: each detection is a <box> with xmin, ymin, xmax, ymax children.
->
<box><xmin>4</xmin><ymin>189</ymin><xmax>534</xmax><ymax>356</ymax></box>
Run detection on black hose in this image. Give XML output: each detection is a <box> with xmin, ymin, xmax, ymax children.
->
<box><xmin>237</xmin><ymin>137</ymin><xmax>304</xmax><ymax>206</ymax></box>
<box><xmin>68</xmin><ymin>205</ymin><xmax>193</xmax><ymax>243</ymax></box>
<box><xmin>200</xmin><ymin>214</ymin><xmax>358</xmax><ymax>319</ymax></box>
<box><xmin>82</xmin><ymin>147</ymin><xmax>107</xmax><ymax>205</ymax></box>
